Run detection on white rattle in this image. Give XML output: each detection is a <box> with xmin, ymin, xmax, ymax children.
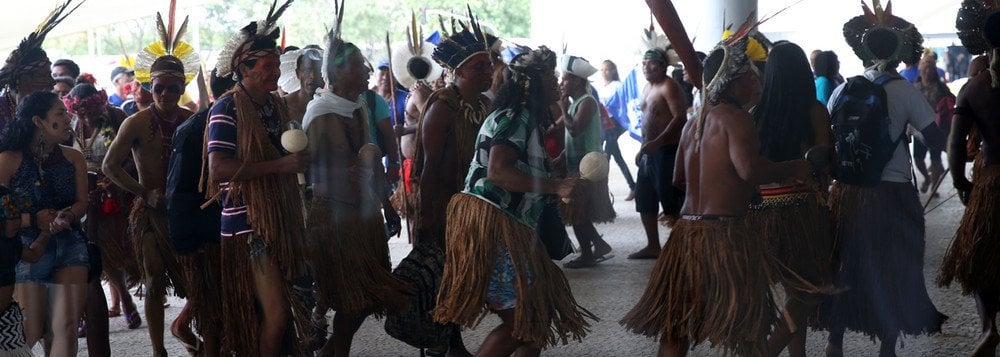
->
<box><xmin>281</xmin><ymin>128</ymin><xmax>308</xmax><ymax>185</ymax></box>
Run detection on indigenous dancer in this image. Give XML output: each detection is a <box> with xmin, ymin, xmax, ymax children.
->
<box><xmin>102</xmin><ymin>9</ymin><xmax>200</xmax><ymax>354</ymax></box>
<box><xmin>301</xmin><ymin>6</ymin><xmax>410</xmax><ymax>355</ymax></box>
<box><xmin>629</xmin><ymin>30</ymin><xmax>687</xmax><ymax>260</ymax></box>
<box><xmin>278</xmin><ymin>45</ymin><xmax>324</xmax><ymax>124</ymax></box>
<box><xmin>434</xmin><ymin>46</ymin><xmax>597</xmax><ymax>356</ymax></box>
<box><xmin>0</xmin><ymin>186</ymin><xmax>50</xmax><ymax>357</ymax></box>
<box><xmin>64</xmin><ymin>83</ymin><xmax>140</xmax><ymax>356</ymax></box>
<box><xmin>556</xmin><ymin>54</ymin><xmax>615</xmax><ymax>269</ymax></box>
<box><xmin>939</xmin><ymin>2</ymin><xmax>1000</xmax><ymax>355</ymax></box>
<box><xmin>407</xmin><ymin>12</ymin><xmax>498</xmax><ymax>354</ymax></box>
<box><xmin>0</xmin><ymin>0</ymin><xmax>79</xmax><ymax>137</ymax></box>
<box><xmin>2</xmin><ymin>91</ymin><xmax>90</xmax><ymax>357</ymax></box>
<box><xmin>165</xmin><ymin>69</ymin><xmax>236</xmax><ymax>357</ymax></box>
<box><xmin>206</xmin><ymin>1</ymin><xmax>308</xmax><ymax>355</ymax></box>
<box><xmin>390</xmin><ymin>19</ymin><xmax>443</xmax><ymax>227</ymax></box>
<box><xmin>748</xmin><ymin>42</ymin><xmax>837</xmax><ymax>357</ymax></box>
<box><xmin>620</xmin><ymin>30</ymin><xmax>811</xmax><ymax>357</ymax></box>
<box><xmin>820</xmin><ymin>2</ymin><xmax>948</xmax><ymax>356</ymax></box>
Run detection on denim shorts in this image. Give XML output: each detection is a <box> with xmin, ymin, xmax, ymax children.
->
<box><xmin>16</xmin><ymin>229</ymin><xmax>89</xmax><ymax>283</ymax></box>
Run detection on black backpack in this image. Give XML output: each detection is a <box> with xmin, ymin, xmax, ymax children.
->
<box><xmin>829</xmin><ymin>75</ymin><xmax>904</xmax><ymax>187</ymax></box>
<box><xmin>166</xmin><ymin>109</ymin><xmax>222</xmax><ymax>255</ymax></box>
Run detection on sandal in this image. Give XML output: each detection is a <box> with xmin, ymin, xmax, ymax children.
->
<box><xmin>563</xmin><ymin>256</ymin><xmax>597</xmax><ymax>269</ymax></box>
<box><xmin>108</xmin><ymin>306</ymin><xmax>122</xmax><ymax>317</ymax></box>
<box><xmin>125</xmin><ymin>310</ymin><xmax>142</xmax><ymax>329</ymax></box>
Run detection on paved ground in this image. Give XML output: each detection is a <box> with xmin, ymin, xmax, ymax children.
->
<box><xmin>57</xmin><ymin>139</ymin><xmax>985</xmax><ymax>356</ymax></box>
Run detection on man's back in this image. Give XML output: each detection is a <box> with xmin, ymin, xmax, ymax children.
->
<box><xmin>957</xmin><ymin>71</ymin><xmax>1000</xmax><ymax>166</ymax></box>
<box><xmin>678</xmin><ymin>103</ymin><xmax>758</xmax><ymax>217</ymax></box>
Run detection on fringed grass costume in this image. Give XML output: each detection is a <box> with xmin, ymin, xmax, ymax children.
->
<box><xmin>300</xmin><ymin>9</ymin><xmax>409</xmax><ymax>318</ymax></box>
<box><xmin>127</xmin><ymin>195</ymin><xmax>186</xmax><ymax>298</ymax></box>
<box><xmin>938</xmin><ymin>0</ymin><xmax>1000</xmax><ymax>296</ymax></box>
<box><xmin>302</xmin><ymin>99</ymin><xmax>409</xmax><ymax>316</ymax></box>
<box><xmin>434</xmin><ymin>100</ymin><xmax>597</xmax><ymax>347</ymax></box>
<box><xmin>558</xmin><ymin>89</ymin><xmax>615</xmax><ymax>225</ymax></box>
<box><xmin>620</xmin><ymin>216</ymin><xmax>779</xmax><ymax>356</ymax></box>
<box><xmin>748</xmin><ymin>184</ymin><xmax>838</xmax><ymax>299</ymax></box>
<box><xmin>205</xmin><ymin>88</ymin><xmax>309</xmax><ymax>356</ymax></box>
<box><xmin>939</xmin><ymin>164</ymin><xmax>1000</xmax><ymax>293</ymax></box>
<box><xmin>621</xmin><ymin>25</ymin><xmax>782</xmax><ymax>356</ymax></box>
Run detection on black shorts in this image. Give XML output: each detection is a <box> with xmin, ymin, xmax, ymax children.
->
<box><xmin>0</xmin><ymin>237</ymin><xmax>21</xmax><ymax>287</ymax></box>
<box><xmin>635</xmin><ymin>145</ymin><xmax>684</xmax><ymax>215</ymax></box>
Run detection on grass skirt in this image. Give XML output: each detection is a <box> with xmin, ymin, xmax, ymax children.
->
<box><xmin>747</xmin><ymin>188</ymin><xmax>838</xmax><ymax>295</ymax></box>
<box><xmin>89</xmin><ymin>185</ymin><xmax>140</xmax><ymax>287</ymax></box>
<box><xmin>559</xmin><ymin>177</ymin><xmax>616</xmax><ymax>225</ymax></box>
<box><xmin>434</xmin><ymin>193</ymin><xmax>597</xmax><ymax>348</ymax></box>
<box><xmin>620</xmin><ymin>218</ymin><xmax>779</xmax><ymax>356</ymax></box>
<box><xmin>938</xmin><ymin>165</ymin><xmax>1000</xmax><ymax>293</ymax></box>
<box><xmin>816</xmin><ymin>182</ymin><xmax>947</xmax><ymax>339</ymax></box>
<box><xmin>128</xmin><ymin>198</ymin><xmax>186</xmax><ymax>298</ymax></box>
<box><xmin>219</xmin><ymin>234</ymin><xmax>309</xmax><ymax>356</ymax></box>
<box><xmin>307</xmin><ymin>197</ymin><xmax>409</xmax><ymax>316</ymax></box>
<box><xmin>177</xmin><ymin>243</ymin><xmax>222</xmax><ymax>335</ymax></box>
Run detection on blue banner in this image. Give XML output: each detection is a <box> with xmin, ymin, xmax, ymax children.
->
<box><xmin>602</xmin><ymin>66</ymin><xmax>644</xmax><ymax>141</ymax></box>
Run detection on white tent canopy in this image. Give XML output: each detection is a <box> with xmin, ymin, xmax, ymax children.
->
<box><xmin>0</xmin><ymin>0</ymin><xmax>212</xmax><ymax>52</ymax></box>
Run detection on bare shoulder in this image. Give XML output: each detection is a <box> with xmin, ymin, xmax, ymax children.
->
<box><xmin>0</xmin><ymin>151</ymin><xmax>22</xmax><ymax>171</ymax></box>
<box><xmin>59</xmin><ymin>145</ymin><xmax>86</xmax><ymax>166</ymax></box>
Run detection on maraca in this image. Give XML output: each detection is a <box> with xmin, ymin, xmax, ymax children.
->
<box><xmin>281</xmin><ymin>128</ymin><xmax>308</xmax><ymax>185</ymax></box>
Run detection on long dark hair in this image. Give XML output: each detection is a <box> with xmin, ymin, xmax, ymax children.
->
<box><xmin>0</xmin><ymin>91</ymin><xmax>59</xmax><ymax>152</ymax></box>
<box><xmin>752</xmin><ymin>42</ymin><xmax>816</xmax><ymax>162</ymax></box>
<box><xmin>492</xmin><ymin>48</ymin><xmax>559</xmax><ymax>130</ymax></box>
<box><xmin>491</xmin><ymin>67</ymin><xmax>555</xmax><ymax>130</ymax></box>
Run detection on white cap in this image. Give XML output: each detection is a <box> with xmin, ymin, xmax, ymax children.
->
<box><xmin>559</xmin><ymin>55</ymin><xmax>597</xmax><ymax>79</ymax></box>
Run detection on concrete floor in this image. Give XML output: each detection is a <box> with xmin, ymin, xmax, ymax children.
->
<box><xmin>59</xmin><ymin>139</ymin><xmax>984</xmax><ymax>356</ymax></box>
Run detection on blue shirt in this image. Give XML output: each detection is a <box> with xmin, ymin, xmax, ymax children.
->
<box><xmin>815</xmin><ymin>76</ymin><xmax>834</xmax><ymax>106</ymax></box>
<box><xmin>206</xmin><ymin>96</ymin><xmax>251</xmax><ymax>237</ymax></box>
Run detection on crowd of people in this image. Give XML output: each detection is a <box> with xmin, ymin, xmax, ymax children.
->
<box><xmin>0</xmin><ymin>0</ymin><xmax>998</xmax><ymax>356</ymax></box>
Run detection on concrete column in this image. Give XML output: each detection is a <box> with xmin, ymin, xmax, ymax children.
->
<box><xmin>695</xmin><ymin>0</ymin><xmax>757</xmax><ymax>51</ymax></box>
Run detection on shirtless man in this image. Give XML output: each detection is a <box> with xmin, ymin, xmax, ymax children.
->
<box><xmin>938</xmin><ymin>10</ymin><xmax>1000</xmax><ymax>355</ymax></box>
<box><xmin>629</xmin><ymin>48</ymin><xmax>688</xmax><ymax>259</ymax></box>
<box><xmin>102</xmin><ymin>55</ymin><xmax>191</xmax><ymax>357</ymax></box>
<box><xmin>281</xmin><ymin>46</ymin><xmax>324</xmax><ymax>124</ymax></box>
<box><xmin>621</xmin><ymin>39</ymin><xmax>810</xmax><ymax>357</ymax></box>
<box><xmin>414</xmin><ymin>29</ymin><xmax>496</xmax><ymax>357</ymax></box>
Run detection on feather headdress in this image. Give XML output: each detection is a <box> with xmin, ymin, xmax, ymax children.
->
<box><xmin>134</xmin><ymin>0</ymin><xmax>200</xmax><ymax>85</ymax></box>
<box><xmin>392</xmin><ymin>11</ymin><xmax>443</xmax><ymax>88</ymax></box>
<box><xmin>0</xmin><ymin>0</ymin><xmax>84</xmax><ymax>91</ymax></box>
<box><xmin>843</xmin><ymin>0</ymin><xmax>922</xmax><ymax>72</ymax></box>
<box><xmin>957</xmin><ymin>0</ymin><xmax>1000</xmax><ymax>87</ymax></box>
<box><xmin>695</xmin><ymin>12</ymin><xmax>760</xmax><ymax>153</ymax></box>
<box><xmin>321</xmin><ymin>0</ymin><xmax>358</xmax><ymax>87</ymax></box>
<box><xmin>216</xmin><ymin>0</ymin><xmax>293</xmax><ymax>79</ymax></box>
<box><xmin>278</xmin><ymin>47</ymin><xmax>322</xmax><ymax>93</ymax></box>
<box><xmin>641</xmin><ymin>22</ymin><xmax>682</xmax><ymax>67</ymax></box>
<box><xmin>432</xmin><ymin>5</ymin><xmax>500</xmax><ymax>70</ymax></box>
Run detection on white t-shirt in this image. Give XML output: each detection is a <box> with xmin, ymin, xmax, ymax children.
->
<box><xmin>827</xmin><ymin>70</ymin><xmax>936</xmax><ymax>183</ymax></box>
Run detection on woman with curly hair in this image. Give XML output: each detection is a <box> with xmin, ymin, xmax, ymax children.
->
<box><xmin>0</xmin><ymin>90</ymin><xmax>90</xmax><ymax>356</ymax></box>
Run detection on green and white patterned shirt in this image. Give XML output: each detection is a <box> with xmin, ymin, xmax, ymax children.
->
<box><xmin>464</xmin><ymin>108</ymin><xmax>551</xmax><ymax>228</ymax></box>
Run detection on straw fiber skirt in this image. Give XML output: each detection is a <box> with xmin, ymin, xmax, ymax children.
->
<box><xmin>434</xmin><ymin>193</ymin><xmax>597</xmax><ymax>348</ymax></box>
<box><xmin>938</xmin><ymin>164</ymin><xmax>1000</xmax><ymax>294</ymax></box>
<box><xmin>560</xmin><ymin>177</ymin><xmax>616</xmax><ymax>225</ymax></box>
<box><xmin>620</xmin><ymin>216</ymin><xmax>778</xmax><ymax>356</ymax></box>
